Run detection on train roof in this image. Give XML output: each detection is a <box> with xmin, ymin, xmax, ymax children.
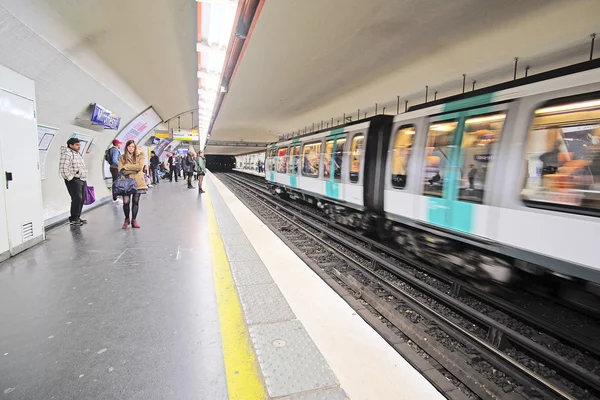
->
<box><xmin>270</xmin><ymin>114</ymin><xmax>391</xmax><ymax>147</ymax></box>
<box><xmin>407</xmin><ymin>58</ymin><xmax>600</xmax><ymax>113</ymax></box>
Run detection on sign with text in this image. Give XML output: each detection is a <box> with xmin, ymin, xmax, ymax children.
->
<box><xmin>154</xmin><ymin>130</ymin><xmax>170</xmax><ymax>139</ymax></box>
<box><xmin>91</xmin><ymin>104</ymin><xmax>120</xmax><ymax>130</ymax></box>
<box><xmin>172</xmin><ymin>129</ymin><xmax>198</xmax><ymax>141</ymax></box>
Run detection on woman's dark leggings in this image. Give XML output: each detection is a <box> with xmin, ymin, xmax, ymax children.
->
<box><xmin>123</xmin><ymin>193</ymin><xmax>141</xmax><ymax>220</ymax></box>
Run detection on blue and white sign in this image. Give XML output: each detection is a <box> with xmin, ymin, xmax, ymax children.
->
<box><xmin>91</xmin><ymin>104</ymin><xmax>120</xmax><ymax>130</ymax></box>
<box><xmin>152</xmin><ymin>137</ymin><xmax>160</xmax><ymax>145</ymax></box>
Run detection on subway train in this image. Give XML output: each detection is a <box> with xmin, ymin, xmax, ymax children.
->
<box><xmin>262</xmin><ymin>59</ymin><xmax>600</xmax><ymax>311</ymax></box>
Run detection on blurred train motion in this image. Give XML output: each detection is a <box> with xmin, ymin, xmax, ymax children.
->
<box><xmin>242</xmin><ymin>59</ymin><xmax>600</xmax><ymax>313</ymax></box>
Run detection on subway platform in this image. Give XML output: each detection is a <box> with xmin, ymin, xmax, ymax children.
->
<box><xmin>0</xmin><ymin>173</ymin><xmax>444</xmax><ymax>400</ymax></box>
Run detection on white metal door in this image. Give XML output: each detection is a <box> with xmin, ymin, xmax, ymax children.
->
<box><xmin>0</xmin><ymin>90</ymin><xmax>43</xmax><ymax>250</ymax></box>
<box><xmin>0</xmin><ymin>140</ymin><xmax>9</xmax><ymax>256</ymax></box>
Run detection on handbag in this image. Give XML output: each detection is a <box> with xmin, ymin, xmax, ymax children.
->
<box><xmin>83</xmin><ymin>183</ymin><xmax>96</xmax><ymax>205</ymax></box>
<box><xmin>112</xmin><ymin>170</ymin><xmax>138</xmax><ymax>196</ymax></box>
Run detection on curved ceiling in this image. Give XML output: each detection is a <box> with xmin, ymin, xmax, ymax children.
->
<box><xmin>209</xmin><ymin>0</ymin><xmax>600</xmax><ymax>155</ymax></box>
<box><xmin>0</xmin><ymin>0</ymin><xmax>198</xmax><ymax>127</ymax></box>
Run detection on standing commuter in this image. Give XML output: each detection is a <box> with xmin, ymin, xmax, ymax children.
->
<box><xmin>184</xmin><ymin>151</ymin><xmax>196</xmax><ymax>189</ymax></box>
<box><xmin>150</xmin><ymin>151</ymin><xmax>160</xmax><ymax>185</ymax></box>
<box><xmin>118</xmin><ymin>140</ymin><xmax>147</xmax><ymax>229</ymax></box>
<box><xmin>60</xmin><ymin>138</ymin><xmax>88</xmax><ymax>226</ymax></box>
<box><xmin>106</xmin><ymin>139</ymin><xmax>122</xmax><ymax>204</ymax></box>
<box><xmin>196</xmin><ymin>151</ymin><xmax>207</xmax><ymax>194</ymax></box>
<box><xmin>176</xmin><ymin>155</ymin><xmax>183</xmax><ymax>178</ymax></box>
<box><xmin>168</xmin><ymin>153</ymin><xmax>177</xmax><ymax>182</ymax></box>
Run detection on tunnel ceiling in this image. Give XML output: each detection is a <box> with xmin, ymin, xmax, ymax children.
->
<box><xmin>0</xmin><ymin>0</ymin><xmax>198</xmax><ymax>127</ymax></box>
<box><xmin>209</xmin><ymin>0</ymin><xmax>600</xmax><ymax>155</ymax></box>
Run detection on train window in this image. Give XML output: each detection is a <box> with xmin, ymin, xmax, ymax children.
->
<box><xmin>324</xmin><ymin>140</ymin><xmax>335</xmax><ymax>178</ymax></box>
<box><xmin>391</xmin><ymin>126</ymin><xmax>415</xmax><ymax>189</ymax></box>
<box><xmin>422</xmin><ymin>121</ymin><xmax>458</xmax><ymax>197</ymax></box>
<box><xmin>334</xmin><ymin>138</ymin><xmax>346</xmax><ymax>181</ymax></box>
<box><xmin>457</xmin><ymin>114</ymin><xmax>506</xmax><ymax>203</ymax></box>
<box><xmin>277</xmin><ymin>147</ymin><xmax>288</xmax><ymax>173</ymax></box>
<box><xmin>268</xmin><ymin>149</ymin><xmax>277</xmax><ymax>171</ymax></box>
<box><xmin>288</xmin><ymin>146</ymin><xmax>299</xmax><ymax>174</ymax></box>
<box><xmin>350</xmin><ymin>135</ymin><xmax>364</xmax><ymax>183</ymax></box>
<box><xmin>521</xmin><ymin>97</ymin><xmax>600</xmax><ymax>212</ymax></box>
<box><xmin>302</xmin><ymin>141</ymin><xmax>321</xmax><ymax>177</ymax></box>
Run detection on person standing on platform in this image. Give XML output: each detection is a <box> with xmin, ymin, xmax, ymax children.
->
<box><xmin>168</xmin><ymin>153</ymin><xmax>177</xmax><ymax>182</ymax></box>
<box><xmin>150</xmin><ymin>151</ymin><xmax>160</xmax><ymax>185</ymax></box>
<box><xmin>106</xmin><ymin>139</ymin><xmax>122</xmax><ymax>204</ymax></box>
<box><xmin>184</xmin><ymin>150</ymin><xmax>196</xmax><ymax>189</ymax></box>
<box><xmin>176</xmin><ymin>155</ymin><xmax>183</xmax><ymax>178</ymax></box>
<box><xmin>59</xmin><ymin>138</ymin><xmax>88</xmax><ymax>226</ymax></box>
<box><xmin>118</xmin><ymin>140</ymin><xmax>147</xmax><ymax>229</ymax></box>
<box><xmin>196</xmin><ymin>150</ymin><xmax>207</xmax><ymax>194</ymax></box>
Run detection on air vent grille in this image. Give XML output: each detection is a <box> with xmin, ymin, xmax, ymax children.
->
<box><xmin>22</xmin><ymin>222</ymin><xmax>33</xmax><ymax>241</ymax></box>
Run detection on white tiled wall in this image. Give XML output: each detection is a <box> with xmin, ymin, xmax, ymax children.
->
<box><xmin>0</xmin><ymin>6</ymin><xmax>140</xmax><ymax>221</ymax></box>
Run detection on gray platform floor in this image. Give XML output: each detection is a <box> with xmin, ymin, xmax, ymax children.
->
<box><xmin>208</xmin><ymin>179</ymin><xmax>347</xmax><ymax>400</ymax></box>
<box><xmin>0</xmin><ymin>179</ymin><xmax>228</xmax><ymax>400</ymax></box>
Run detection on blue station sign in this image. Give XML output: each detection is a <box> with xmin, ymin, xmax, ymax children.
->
<box><xmin>91</xmin><ymin>104</ymin><xmax>121</xmax><ymax>130</ymax></box>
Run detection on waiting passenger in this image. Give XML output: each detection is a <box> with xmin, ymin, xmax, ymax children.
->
<box><xmin>184</xmin><ymin>151</ymin><xmax>196</xmax><ymax>189</ymax></box>
<box><xmin>150</xmin><ymin>151</ymin><xmax>160</xmax><ymax>185</ymax></box>
<box><xmin>106</xmin><ymin>139</ymin><xmax>122</xmax><ymax>204</ymax></box>
<box><xmin>196</xmin><ymin>151</ymin><xmax>207</xmax><ymax>193</ymax></box>
<box><xmin>118</xmin><ymin>140</ymin><xmax>147</xmax><ymax>229</ymax></box>
<box><xmin>142</xmin><ymin>165</ymin><xmax>152</xmax><ymax>188</ymax></box>
<box><xmin>168</xmin><ymin>154</ymin><xmax>177</xmax><ymax>182</ymax></box>
<box><xmin>59</xmin><ymin>137</ymin><xmax>88</xmax><ymax>226</ymax></box>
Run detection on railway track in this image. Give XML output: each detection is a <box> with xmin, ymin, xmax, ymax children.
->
<box><xmin>217</xmin><ymin>171</ymin><xmax>600</xmax><ymax>400</ymax></box>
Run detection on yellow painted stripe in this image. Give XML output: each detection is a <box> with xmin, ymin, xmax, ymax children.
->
<box><xmin>205</xmin><ymin>191</ymin><xmax>267</xmax><ymax>400</ymax></box>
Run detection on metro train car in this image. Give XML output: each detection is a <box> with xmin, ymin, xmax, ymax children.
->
<box><xmin>265</xmin><ymin>59</ymin><xmax>600</xmax><ymax>310</ymax></box>
<box><xmin>235</xmin><ymin>151</ymin><xmax>266</xmax><ymax>174</ymax></box>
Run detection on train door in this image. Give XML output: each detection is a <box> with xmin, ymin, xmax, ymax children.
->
<box><xmin>276</xmin><ymin>146</ymin><xmax>289</xmax><ymax>186</ymax></box>
<box><xmin>267</xmin><ymin>147</ymin><xmax>276</xmax><ymax>181</ymax></box>
<box><xmin>346</xmin><ymin>131</ymin><xmax>365</xmax><ymax>205</ymax></box>
<box><xmin>323</xmin><ymin>133</ymin><xmax>346</xmax><ymax>200</ymax></box>
<box><xmin>421</xmin><ymin>105</ymin><xmax>507</xmax><ymax>235</ymax></box>
<box><xmin>288</xmin><ymin>142</ymin><xmax>300</xmax><ymax>188</ymax></box>
<box><xmin>0</xmin><ymin>142</ymin><xmax>8</xmax><ymax>259</ymax></box>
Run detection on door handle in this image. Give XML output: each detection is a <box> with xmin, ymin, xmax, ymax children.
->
<box><xmin>5</xmin><ymin>172</ymin><xmax>12</xmax><ymax>189</ymax></box>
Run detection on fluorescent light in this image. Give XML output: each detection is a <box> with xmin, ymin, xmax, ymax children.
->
<box><xmin>429</xmin><ymin>123</ymin><xmax>456</xmax><ymax>132</ymax></box>
<box><xmin>196</xmin><ymin>41</ymin><xmax>226</xmax><ymax>53</ymax></box>
<box><xmin>536</xmin><ymin>99</ymin><xmax>600</xmax><ymax>115</ymax></box>
<box><xmin>466</xmin><ymin>114</ymin><xmax>506</xmax><ymax>124</ymax></box>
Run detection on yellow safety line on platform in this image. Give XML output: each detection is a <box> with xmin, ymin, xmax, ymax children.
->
<box><xmin>205</xmin><ymin>191</ymin><xmax>267</xmax><ymax>400</ymax></box>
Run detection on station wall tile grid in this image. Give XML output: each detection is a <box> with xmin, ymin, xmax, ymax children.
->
<box><xmin>208</xmin><ymin>180</ymin><xmax>348</xmax><ymax>400</ymax></box>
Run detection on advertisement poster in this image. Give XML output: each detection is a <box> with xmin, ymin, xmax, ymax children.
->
<box><xmin>115</xmin><ymin>106</ymin><xmax>162</xmax><ymax>144</ymax></box>
<box><xmin>155</xmin><ymin>138</ymin><xmax>173</xmax><ymax>157</ymax></box>
<box><xmin>37</xmin><ymin>125</ymin><xmax>58</xmax><ymax>180</ymax></box>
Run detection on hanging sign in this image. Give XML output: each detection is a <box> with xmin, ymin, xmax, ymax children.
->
<box><xmin>154</xmin><ymin>129</ymin><xmax>170</xmax><ymax>139</ymax></box>
<box><xmin>91</xmin><ymin>104</ymin><xmax>121</xmax><ymax>130</ymax></box>
<box><xmin>172</xmin><ymin>129</ymin><xmax>198</xmax><ymax>141</ymax></box>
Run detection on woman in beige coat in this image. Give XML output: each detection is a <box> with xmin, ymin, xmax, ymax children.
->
<box><xmin>118</xmin><ymin>140</ymin><xmax>147</xmax><ymax>229</ymax></box>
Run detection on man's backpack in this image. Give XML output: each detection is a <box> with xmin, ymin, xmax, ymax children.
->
<box><xmin>104</xmin><ymin>147</ymin><xmax>113</xmax><ymax>164</ymax></box>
